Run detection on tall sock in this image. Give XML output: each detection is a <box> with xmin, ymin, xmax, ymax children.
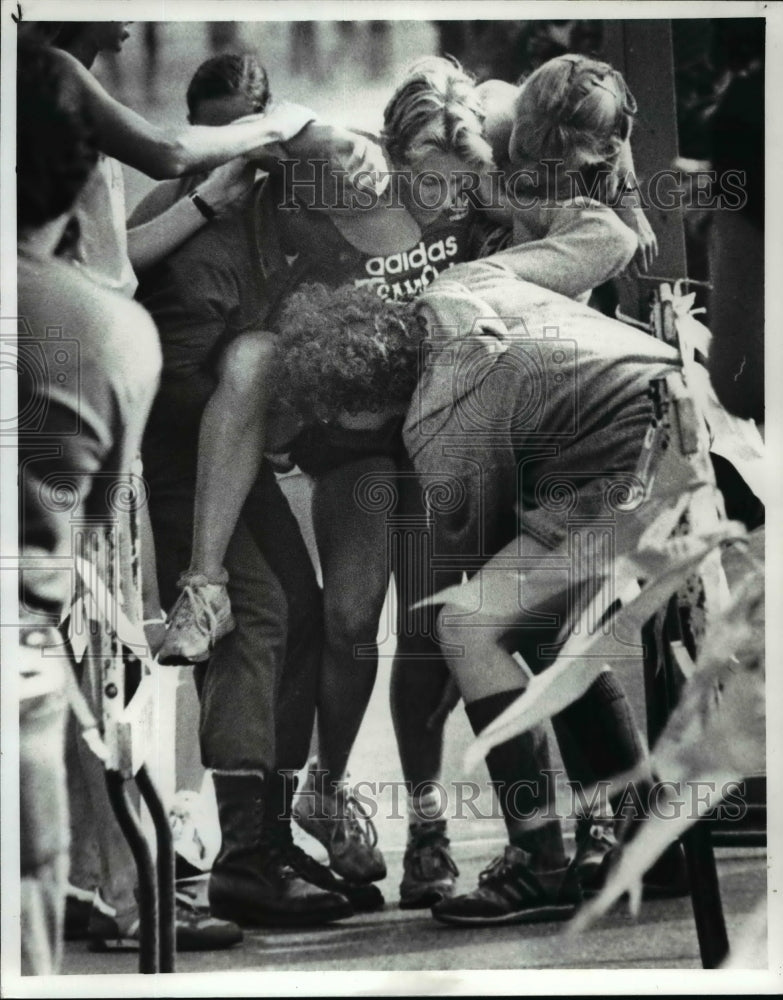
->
<box><xmin>551</xmin><ymin>670</ymin><xmax>651</xmax><ymax>834</ymax></box>
<box><xmin>465</xmin><ymin>688</ymin><xmax>566</xmax><ymax>869</ymax></box>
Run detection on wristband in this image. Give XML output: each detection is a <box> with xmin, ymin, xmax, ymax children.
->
<box><xmin>190</xmin><ymin>190</ymin><xmax>217</xmax><ymax>221</ymax></box>
<box><xmin>143</xmin><ymin>612</ymin><xmax>167</xmax><ymax>627</ymax></box>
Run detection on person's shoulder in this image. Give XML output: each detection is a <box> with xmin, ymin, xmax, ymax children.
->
<box><xmin>20</xmin><ymin>254</ymin><xmax>159</xmax><ymax>382</ymax></box>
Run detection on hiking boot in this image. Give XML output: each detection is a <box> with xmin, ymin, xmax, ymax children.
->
<box><xmin>87</xmin><ymin>896</ymin><xmax>243</xmax><ymax>952</ymax></box>
<box><xmin>570</xmin><ymin>818</ymin><xmax>619</xmax><ymax>896</ymax></box>
<box><xmin>276</xmin><ymin>823</ymin><xmax>385</xmax><ymax>913</ymax></box>
<box><xmin>208</xmin><ymin>772</ymin><xmax>353</xmax><ymax>927</ymax></box>
<box><xmin>292</xmin><ymin>770</ymin><xmax>386</xmax><ymax>884</ymax></box>
<box><xmin>158</xmin><ymin>571</ymin><xmax>235</xmax><ymax>665</ymax></box>
<box><xmin>431</xmin><ymin>845</ymin><xmax>582</xmax><ymax>927</ymax></box>
<box><xmin>399</xmin><ymin>819</ymin><xmax>459</xmax><ymax>910</ymax></box>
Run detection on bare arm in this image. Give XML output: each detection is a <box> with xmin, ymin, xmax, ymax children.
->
<box><xmin>127</xmin><ymin>124</ymin><xmax>390</xmax><ymax>269</ymax></box>
<box><xmin>612</xmin><ymin>140</ymin><xmax>659</xmax><ymax>274</ymax></box>
<box><xmin>52</xmin><ymin>48</ymin><xmax>316</xmax><ymax>179</ymax></box>
<box><xmin>127</xmin><ymin>158</ymin><xmax>256</xmax><ymax>271</ymax></box>
<box><xmin>275</xmin><ymin>124</ymin><xmax>390</xmax><ymax>211</ymax></box>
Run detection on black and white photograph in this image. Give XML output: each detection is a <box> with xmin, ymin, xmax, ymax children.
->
<box><xmin>0</xmin><ymin>1</ymin><xmax>780</xmax><ymax>995</ymax></box>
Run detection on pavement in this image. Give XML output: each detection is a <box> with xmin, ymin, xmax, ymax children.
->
<box><xmin>61</xmin><ymin>846</ymin><xmax>765</xmax><ymax>977</ymax></box>
<box><xmin>61</xmin><ymin>472</ymin><xmax>768</xmax><ymax>978</ymax></box>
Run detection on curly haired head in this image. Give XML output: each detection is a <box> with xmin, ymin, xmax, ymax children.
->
<box><xmin>17</xmin><ymin>42</ymin><xmax>98</xmax><ymax>232</ymax></box>
<box><xmin>274</xmin><ymin>284</ymin><xmax>423</xmax><ymax>424</ymax></box>
<box><xmin>382</xmin><ymin>56</ymin><xmax>494</xmax><ymax>171</ymax></box>
<box><xmin>510</xmin><ymin>54</ymin><xmax>637</xmax><ymax>183</ymax></box>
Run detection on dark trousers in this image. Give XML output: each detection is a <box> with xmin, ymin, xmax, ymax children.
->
<box><xmin>143</xmin><ymin>376</ymin><xmax>323</xmax><ymax>775</ymax></box>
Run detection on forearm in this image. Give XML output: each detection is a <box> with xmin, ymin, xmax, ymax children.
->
<box><xmin>613</xmin><ymin>139</ymin><xmax>644</xmax><ymax>211</ymax></box>
<box><xmin>276</xmin><ymin>123</ymin><xmax>388</xmax><ymax>210</ymax></box>
<box><xmin>58</xmin><ymin>37</ymin><xmax>317</xmax><ymax>180</ymax></box>
<box><xmin>127</xmin><ymin>191</ymin><xmax>209</xmax><ymax>271</ymax></box>
<box><xmin>494</xmin><ymin>208</ymin><xmax>637</xmax><ymax>299</ymax></box>
<box><xmin>159</xmin><ymin>110</ymin><xmax>313</xmax><ymax>176</ymax></box>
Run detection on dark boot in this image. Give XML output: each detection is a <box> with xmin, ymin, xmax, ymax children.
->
<box><xmin>208</xmin><ymin>772</ymin><xmax>353</xmax><ymax>927</ymax></box>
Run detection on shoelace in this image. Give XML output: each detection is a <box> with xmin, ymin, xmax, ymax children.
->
<box><xmin>478</xmin><ymin>851</ymin><xmax>520</xmax><ymax>887</ymax></box>
<box><xmin>284</xmin><ymin>839</ymin><xmax>334</xmax><ymax>883</ymax></box>
<box><xmin>408</xmin><ymin>829</ymin><xmax>459</xmax><ymax>879</ymax></box>
<box><xmin>330</xmin><ymin>794</ymin><xmax>380</xmax><ymax>851</ymax></box>
<box><xmin>170</xmin><ymin>584</ymin><xmax>218</xmax><ymax>639</ymax></box>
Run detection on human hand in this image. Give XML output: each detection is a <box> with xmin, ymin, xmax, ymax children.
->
<box><xmin>616</xmin><ymin>205</ymin><xmax>659</xmax><ymax>278</ymax></box>
<box><xmin>197</xmin><ymin>157</ymin><xmax>257</xmax><ymax>215</ymax></box>
<box><xmin>628</xmin><ymin>207</ymin><xmax>659</xmax><ymax>275</ymax></box>
<box><xmin>237</xmin><ymin>100</ymin><xmax>319</xmax><ymax>153</ymax></box>
<box><xmin>337</xmin><ymin>133</ymin><xmax>390</xmax><ymax>199</ymax></box>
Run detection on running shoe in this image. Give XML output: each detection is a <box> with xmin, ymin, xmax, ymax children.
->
<box><xmin>292</xmin><ymin>771</ymin><xmax>386</xmax><ymax>884</ymax></box>
<box><xmin>570</xmin><ymin>818</ymin><xmax>618</xmax><ymax>896</ymax></box>
<box><xmin>88</xmin><ymin>892</ymin><xmax>243</xmax><ymax>951</ymax></box>
<box><xmin>158</xmin><ymin>571</ymin><xmax>235</xmax><ymax>665</ymax></box>
<box><xmin>431</xmin><ymin>845</ymin><xmax>581</xmax><ymax>926</ymax></box>
<box><xmin>399</xmin><ymin>819</ymin><xmax>459</xmax><ymax>909</ymax></box>
<box><xmin>276</xmin><ymin>823</ymin><xmax>385</xmax><ymax>913</ymax></box>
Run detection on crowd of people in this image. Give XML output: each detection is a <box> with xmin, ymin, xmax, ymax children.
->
<box><xmin>15</xmin><ymin>19</ymin><xmax>763</xmax><ymax>974</ymax></box>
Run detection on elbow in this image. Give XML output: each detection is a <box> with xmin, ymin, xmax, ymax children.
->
<box><xmin>149</xmin><ymin>138</ymin><xmax>190</xmax><ymax>180</ymax></box>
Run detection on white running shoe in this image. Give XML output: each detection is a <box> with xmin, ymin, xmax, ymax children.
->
<box><xmin>158</xmin><ymin>571</ymin><xmax>235</xmax><ymax>665</ymax></box>
<box><xmin>292</xmin><ymin>768</ymin><xmax>387</xmax><ymax>885</ymax></box>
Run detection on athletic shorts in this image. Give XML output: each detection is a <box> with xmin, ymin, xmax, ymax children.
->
<box><xmin>289</xmin><ymin>417</ymin><xmax>407</xmax><ymax>477</ymax></box>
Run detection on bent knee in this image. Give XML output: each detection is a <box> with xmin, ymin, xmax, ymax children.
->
<box><xmin>218</xmin><ymin>332</ymin><xmax>277</xmax><ymax>398</ymax></box>
<box><xmin>436</xmin><ymin>603</ymin><xmax>504</xmax><ymax>655</ymax></box>
<box><xmin>324</xmin><ymin>591</ymin><xmax>386</xmax><ymax>649</ymax></box>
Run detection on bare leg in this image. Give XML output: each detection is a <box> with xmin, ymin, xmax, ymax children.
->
<box><xmin>391</xmin><ymin>472</ymin><xmax>458</xmax><ymax>795</ymax></box>
<box><xmin>190</xmin><ymin>331</ymin><xmax>276</xmax><ymax>580</ymax></box>
<box><xmin>437</xmin><ymin>532</ymin><xmax>572</xmax><ymax>703</ymax></box>
<box><xmin>311</xmin><ymin>456</ymin><xmax>396</xmax><ymax>789</ymax></box>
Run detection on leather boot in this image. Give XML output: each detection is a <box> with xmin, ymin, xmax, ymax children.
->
<box><xmin>208</xmin><ymin>772</ymin><xmax>353</xmax><ymax>927</ymax></box>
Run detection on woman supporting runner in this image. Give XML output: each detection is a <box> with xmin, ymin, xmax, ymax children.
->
<box><xmin>270</xmin><ymin>257</ymin><xmax>701</xmax><ymax>926</ymax></box>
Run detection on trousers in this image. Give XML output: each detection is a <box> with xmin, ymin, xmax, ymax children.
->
<box><xmin>143</xmin><ymin>375</ymin><xmax>323</xmax><ymax>775</ymax></box>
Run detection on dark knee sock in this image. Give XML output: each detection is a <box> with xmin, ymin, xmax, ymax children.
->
<box><xmin>552</xmin><ymin>671</ymin><xmax>651</xmax><ymax>832</ymax></box>
<box><xmin>465</xmin><ymin>688</ymin><xmax>566</xmax><ymax>869</ymax></box>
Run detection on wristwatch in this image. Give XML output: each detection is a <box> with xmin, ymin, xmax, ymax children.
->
<box><xmin>190</xmin><ymin>190</ymin><xmax>217</xmax><ymax>221</ymax></box>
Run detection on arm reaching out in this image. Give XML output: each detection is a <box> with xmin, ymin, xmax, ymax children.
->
<box><xmin>492</xmin><ymin>200</ymin><xmax>639</xmax><ymax>300</ymax></box>
<box><xmin>126</xmin><ymin>122</ymin><xmax>389</xmax><ymax>269</ymax></box>
<box><xmin>52</xmin><ymin>48</ymin><xmax>317</xmax><ymax>179</ymax></box>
